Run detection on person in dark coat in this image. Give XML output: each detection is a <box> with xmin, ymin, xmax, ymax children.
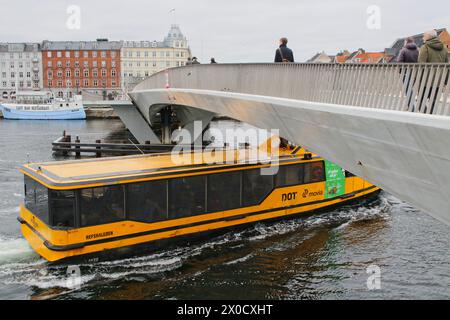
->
<box><xmin>191</xmin><ymin>57</ymin><xmax>200</xmax><ymax>64</ymax></box>
<box><xmin>274</xmin><ymin>37</ymin><xmax>294</xmax><ymax>63</ymax></box>
<box><xmin>210</xmin><ymin>57</ymin><xmax>217</xmax><ymax>64</ymax></box>
<box><xmin>397</xmin><ymin>37</ymin><xmax>419</xmax><ymax>63</ymax></box>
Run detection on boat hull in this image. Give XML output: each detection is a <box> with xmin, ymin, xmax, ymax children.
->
<box><xmin>0</xmin><ymin>105</ymin><xmax>86</xmax><ymax>120</ymax></box>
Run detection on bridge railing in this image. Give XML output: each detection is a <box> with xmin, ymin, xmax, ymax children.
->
<box><xmin>134</xmin><ymin>63</ymin><xmax>450</xmax><ymax>116</ymax></box>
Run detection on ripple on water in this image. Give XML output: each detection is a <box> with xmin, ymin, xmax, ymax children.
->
<box><xmin>0</xmin><ymin>192</ymin><xmax>394</xmax><ymax>299</ymax></box>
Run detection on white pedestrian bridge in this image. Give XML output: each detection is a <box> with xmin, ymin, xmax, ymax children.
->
<box><xmin>126</xmin><ymin>63</ymin><xmax>450</xmax><ymax>226</ymax></box>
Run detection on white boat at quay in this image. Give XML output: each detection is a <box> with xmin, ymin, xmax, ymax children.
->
<box><xmin>0</xmin><ymin>91</ymin><xmax>86</xmax><ymax>120</ymax></box>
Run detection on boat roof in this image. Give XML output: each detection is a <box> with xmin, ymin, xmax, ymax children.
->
<box><xmin>21</xmin><ymin>146</ymin><xmax>316</xmax><ymax>190</ymax></box>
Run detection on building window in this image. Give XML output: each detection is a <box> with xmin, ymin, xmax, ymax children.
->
<box><xmin>47</xmin><ymin>52</ymin><xmax>52</xmax><ymax>58</ymax></box>
<box><xmin>111</xmin><ymin>80</ymin><xmax>116</xmax><ymax>87</ymax></box>
<box><xmin>74</xmin><ymin>51</ymin><xmax>79</xmax><ymax>58</ymax></box>
<box><xmin>101</xmin><ymin>61</ymin><xmax>106</xmax><ymax>68</ymax></box>
<box><xmin>57</xmin><ymin>80</ymin><xmax>63</xmax><ymax>87</ymax></box>
<box><xmin>66</xmin><ymin>70</ymin><xmax>71</xmax><ymax>77</ymax></box>
<box><xmin>92</xmin><ymin>69</ymin><xmax>98</xmax><ymax>78</ymax></box>
<box><xmin>75</xmin><ymin>61</ymin><xmax>80</xmax><ymax>67</ymax></box>
<box><xmin>65</xmin><ymin>51</ymin><xmax>70</xmax><ymax>58</ymax></box>
<box><xmin>83</xmin><ymin>69</ymin><xmax>89</xmax><ymax>77</ymax></box>
<box><xmin>74</xmin><ymin>69</ymin><xmax>80</xmax><ymax>77</ymax></box>
<box><xmin>101</xmin><ymin>51</ymin><xmax>106</xmax><ymax>58</ymax></box>
<box><xmin>111</xmin><ymin>69</ymin><xmax>116</xmax><ymax>77</ymax></box>
<box><xmin>93</xmin><ymin>80</ymin><xmax>98</xmax><ymax>87</ymax></box>
<box><xmin>48</xmin><ymin>80</ymin><xmax>52</xmax><ymax>87</ymax></box>
<box><xmin>66</xmin><ymin>61</ymin><xmax>71</xmax><ymax>68</ymax></box>
<box><xmin>111</xmin><ymin>51</ymin><xmax>116</xmax><ymax>58</ymax></box>
<box><xmin>19</xmin><ymin>72</ymin><xmax>23</xmax><ymax>78</ymax></box>
<box><xmin>57</xmin><ymin>61</ymin><xmax>62</xmax><ymax>68</ymax></box>
<box><xmin>93</xmin><ymin>61</ymin><xmax>98</xmax><ymax>68</ymax></box>
<box><xmin>75</xmin><ymin>80</ymin><xmax>80</xmax><ymax>87</ymax></box>
<box><xmin>57</xmin><ymin>70</ymin><xmax>62</xmax><ymax>78</ymax></box>
<box><xmin>47</xmin><ymin>71</ymin><xmax>53</xmax><ymax>79</ymax></box>
<box><xmin>57</xmin><ymin>51</ymin><xmax>62</xmax><ymax>58</ymax></box>
<box><xmin>11</xmin><ymin>72</ymin><xmax>15</xmax><ymax>78</ymax></box>
<box><xmin>84</xmin><ymin>79</ymin><xmax>89</xmax><ymax>86</ymax></box>
<box><xmin>101</xmin><ymin>69</ymin><xmax>106</xmax><ymax>77</ymax></box>
<box><xmin>92</xmin><ymin>51</ymin><xmax>97</xmax><ymax>58</ymax></box>
<box><xmin>83</xmin><ymin>51</ymin><xmax>89</xmax><ymax>58</ymax></box>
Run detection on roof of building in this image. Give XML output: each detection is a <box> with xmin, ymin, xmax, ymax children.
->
<box><xmin>0</xmin><ymin>43</ymin><xmax>40</xmax><ymax>52</ymax></box>
<box><xmin>335</xmin><ymin>55</ymin><xmax>349</xmax><ymax>63</ymax></box>
<box><xmin>41</xmin><ymin>40</ymin><xmax>122</xmax><ymax>51</ymax></box>
<box><xmin>352</xmin><ymin>52</ymin><xmax>386</xmax><ymax>63</ymax></box>
<box><xmin>121</xmin><ymin>25</ymin><xmax>188</xmax><ymax>49</ymax></box>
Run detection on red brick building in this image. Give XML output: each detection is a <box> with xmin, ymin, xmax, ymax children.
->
<box><xmin>41</xmin><ymin>40</ymin><xmax>121</xmax><ymax>98</ymax></box>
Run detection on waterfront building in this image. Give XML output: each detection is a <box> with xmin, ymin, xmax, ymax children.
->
<box><xmin>121</xmin><ymin>25</ymin><xmax>191</xmax><ymax>91</ymax></box>
<box><xmin>41</xmin><ymin>39</ymin><xmax>122</xmax><ymax>99</ymax></box>
<box><xmin>306</xmin><ymin>51</ymin><xmax>334</xmax><ymax>63</ymax></box>
<box><xmin>0</xmin><ymin>43</ymin><xmax>43</xmax><ymax>99</ymax></box>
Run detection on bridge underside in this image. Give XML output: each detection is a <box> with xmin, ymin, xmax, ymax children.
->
<box><xmin>130</xmin><ymin>88</ymin><xmax>450</xmax><ymax>226</ymax></box>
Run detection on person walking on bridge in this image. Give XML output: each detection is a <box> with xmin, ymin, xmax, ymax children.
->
<box><xmin>417</xmin><ymin>30</ymin><xmax>449</xmax><ymax>113</ymax></box>
<box><xmin>398</xmin><ymin>38</ymin><xmax>419</xmax><ymax>110</ymax></box>
<box><xmin>397</xmin><ymin>37</ymin><xmax>419</xmax><ymax>63</ymax></box>
<box><xmin>275</xmin><ymin>37</ymin><xmax>294</xmax><ymax>63</ymax></box>
<box><xmin>418</xmin><ymin>30</ymin><xmax>448</xmax><ymax>63</ymax></box>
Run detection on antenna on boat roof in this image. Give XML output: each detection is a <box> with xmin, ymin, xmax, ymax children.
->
<box><xmin>128</xmin><ymin>139</ymin><xmax>145</xmax><ymax>155</ymax></box>
<box><xmin>26</xmin><ymin>153</ymin><xmax>30</xmax><ymax>164</ymax></box>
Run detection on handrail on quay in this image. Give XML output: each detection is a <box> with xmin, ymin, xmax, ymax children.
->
<box><xmin>135</xmin><ymin>63</ymin><xmax>450</xmax><ymax>116</ymax></box>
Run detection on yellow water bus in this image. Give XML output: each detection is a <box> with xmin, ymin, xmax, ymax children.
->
<box><xmin>18</xmin><ymin>145</ymin><xmax>380</xmax><ymax>262</ymax></box>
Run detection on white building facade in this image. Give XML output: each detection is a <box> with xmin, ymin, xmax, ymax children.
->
<box><xmin>0</xmin><ymin>43</ymin><xmax>43</xmax><ymax>98</ymax></box>
<box><xmin>121</xmin><ymin>25</ymin><xmax>191</xmax><ymax>91</ymax></box>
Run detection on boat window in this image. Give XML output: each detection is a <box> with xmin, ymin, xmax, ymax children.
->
<box><xmin>304</xmin><ymin>161</ymin><xmax>325</xmax><ymax>183</ymax></box>
<box><xmin>207</xmin><ymin>171</ymin><xmax>242</xmax><ymax>212</ymax></box>
<box><xmin>127</xmin><ymin>180</ymin><xmax>167</xmax><ymax>222</ymax></box>
<box><xmin>50</xmin><ymin>190</ymin><xmax>75</xmax><ymax>228</ymax></box>
<box><xmin>242</xmin><ymin>169</ymin><xmax>274</xmax><ymax>206</ymax></box>
<box><xmin>24</xmin><ymin>176</ymin><xmax>49</xmax><ymax>224</ymax></box>
<box><xmin>275</xmin><ymin>164</ymin><xmax>304</xmax><ymax>187</ymax></box>
<box><xmin>168</xmin><ymin>175</ymin><xmax>206</xmax><ymax>219</ymax></box>
<box><xmin>80</xmin><ymin>186</ymin><xmax>125</xmax><ymax>227</ymax></box>
<box><xmin>345</xmin><ymin>170</ymin><xmax>355</xmax><ymax>177</ymax></box>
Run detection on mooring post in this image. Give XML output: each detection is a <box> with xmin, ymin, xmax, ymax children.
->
<box><xmin>75</xmin><ymin>136</ymin><xmax>81</xmax><ymax>158</ymax></box>
<box><xmin>96</xmin><ymin>139</ymin><xmax>101</xmax><ymax>158</ymax></box>
<box><xmin>63</xmin><ymin>135</ymin><xmax>71</xmax><ymax>157</ymax></box>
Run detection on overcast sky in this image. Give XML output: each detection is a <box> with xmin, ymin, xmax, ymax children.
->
<box><xmin>1</xmin><ymin>0</ymin><xmax>449</xmax><ymax>62</ymax></box>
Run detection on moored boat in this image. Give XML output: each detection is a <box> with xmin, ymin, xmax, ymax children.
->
<box><xmin>0</xmin><ymin>91</ymin><xmax>85</xmax><ymax>120</ymax></box>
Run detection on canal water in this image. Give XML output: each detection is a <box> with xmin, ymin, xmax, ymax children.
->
<box><xmin>0</xmin><ymin>119</ymin><xmax>449</xmax><ymax>300</ymax></box>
